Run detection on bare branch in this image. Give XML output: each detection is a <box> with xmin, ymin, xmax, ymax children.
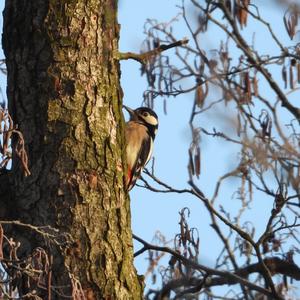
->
<box><xmin>117</xmin><ymin>38</ymin><xmax>189</xmax><ymax>64</ymax></box>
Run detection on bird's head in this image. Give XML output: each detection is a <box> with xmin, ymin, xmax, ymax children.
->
<box><xmin>123</xmin><ymin>105</ymin><xmax>159</xmax><ymax>128</ymax></box>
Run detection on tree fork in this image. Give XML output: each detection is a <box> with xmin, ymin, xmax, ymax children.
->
<box><xmin>2</xmin><ymin>0</ymin><xmax>142</xmax><ymax>298</ymax></box>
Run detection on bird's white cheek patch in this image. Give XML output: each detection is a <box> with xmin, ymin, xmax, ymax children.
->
<box><xmin>145</xmin><ymin>115</ymin><xmax>158</xmax><ymax>126</ymax></box>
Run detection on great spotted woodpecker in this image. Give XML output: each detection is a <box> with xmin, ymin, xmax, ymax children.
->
<box><xmin>123</xmin><ymin>105</ymin><xmax>159</xmax><ymax>191</ymax></box>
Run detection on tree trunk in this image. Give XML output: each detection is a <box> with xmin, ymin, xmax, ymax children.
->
<box><xmin>1</xmin><ymin>0</ymin><xmax>142</xmax><ymax>298</ymax></box>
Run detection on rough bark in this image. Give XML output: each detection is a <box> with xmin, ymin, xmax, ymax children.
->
<box><xmin>1</xmin><ymin>0</ymin><xmax>142</xmax><ymax>298</ymax></box>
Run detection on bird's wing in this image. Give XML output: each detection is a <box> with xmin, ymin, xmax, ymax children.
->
<box><xmin>127</xmin><ymin>132</ymin><xmax>152</xmax><ymax>191</ymax></box>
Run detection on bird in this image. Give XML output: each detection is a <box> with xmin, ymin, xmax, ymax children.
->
<box><xmin>123</xmin><ymin>105</ymin><xmax>159</xmax><ymax>191</ymax></box>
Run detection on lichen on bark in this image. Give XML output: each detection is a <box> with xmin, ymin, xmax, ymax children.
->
<box><xmin>2</xmin><ymin>0</ymin><xmax>142</xmax><ymax>298</ymax></box>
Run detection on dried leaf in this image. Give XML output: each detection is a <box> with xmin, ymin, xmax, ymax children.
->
<box><xmin>286</xmin><ymin>250</ymin><xmax>294</xmax><ymax>263</ymax></box>
<box><xmin>195</xmin><ymin>82</ymin><xmax>209</xmax><ymax>108</ymax></box>
<box><xmin>284</xmin><ymin>8</ymin><xmax>299</xmax><ymax>40</ymax></box>
<box><xmin>288</xmin><ymin>19</ymin><xmax>295</xmax><ymax>39</ymax></box>
<box><xmin>0</xmin><ymin>110</ymin><xmax>3</xmax><ymax>128</ymax></box>
<box><xmin>272</xmin><ymin>239</ymin><xmax>281</xmax><ymax>252</ymax></box>
<box><xmin>208</xmin><ymin>59</ymin><xmax>218</xmax><ymax>72</ymax></box>
<box><xmin>283</xmin><ymin>13</ymin><xmax>290</xmax><ymax>38</ymax></box>
<box><xmin>186</xmin><ymin>228</ymin><xmax>191</xmax><ymax>242</ymax></box>
<box><xmin>291</xmin><ymin>14</ymin><xmax>297</xmax><ymax>35</ymax></box>
<box><xmin>235</xmin><ymin>0</ymin><xmax>249</xmax><ymax>28</ymax></box>
<box><xmin>220</xmin><ymin>51</ymin><xmax>229</xmax><ymax>70</ymax></box>
<box><xmin>224</xmin><ymin>89</ymin><xmax>232</xmax><ymax>102</ymax></box>
<box><xmin>240</xmin><ymin>8</ymin><xmax>248</xmax><ymax>27</ymax></box>
<box><xmin>195</xmin><ymin>85</ymin><xmax>204</xmax><ymax>108</ymax></box>
<box><xmin>262</xmin><ymin>241</ymin><xmax>269</xmax><ymax>254</ymax></box>
<box><xmin>259</xmin><ymin>110</ymin><xmax>272</xmax><ymax>142</ymax></box>
<box><xmin>291</xmin><ymin>58</ymin><xmax>297</xmax><ymax>66</ymax></box>
<box><xmin>274</xmin><ymin>185</ymin><xmax>286</xmax><ymax>212</ymax></box>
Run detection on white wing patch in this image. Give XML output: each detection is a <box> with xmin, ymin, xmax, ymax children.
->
<box><xmin>145</xmin><ymin>137</ymin><xmax>153</xmax><ymax>165</ymax></box>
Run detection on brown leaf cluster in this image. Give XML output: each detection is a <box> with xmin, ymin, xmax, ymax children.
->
<box><xmin>0</xmin><ymin>108</ymin><xmax>30</xmax><ymax>176</ymax></box>
<box><xmin>224</xmin><ymin>0</ymin><xmax>250</xmax><ymax>28</ymax></box>
<box><xmin>283</xmin><ymin>4</ymin><xmax>300</xmax><ymax>40</ymax></box>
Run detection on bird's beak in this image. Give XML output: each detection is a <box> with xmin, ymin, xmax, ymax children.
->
<box><xmin>123</xmin><ymin>105</ymin><xmax>135</xmax><ymax>118</ymax></box>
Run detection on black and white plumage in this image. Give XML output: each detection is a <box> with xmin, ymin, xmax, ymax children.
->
<box><xmin>123</xmin><ymin>106</ymin><xmax>158</xmax><ymax>191</ymax></box>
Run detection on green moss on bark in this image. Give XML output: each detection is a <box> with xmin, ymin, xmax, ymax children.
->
<box><xmin>2</xmin><ymin>0</ymin><xmax>142</xmax><ymax>298</ymax></box>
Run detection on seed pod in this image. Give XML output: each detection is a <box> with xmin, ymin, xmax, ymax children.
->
<box><xmin>188</xmin><ymin>148</ymin><xmax>195</xmax><ymax>176</ymax></box>
<box><xmin>225</xmin><ymin>0</ymin><xmax>232</xmax><ymax>14</ymax></box>
<box><xmin>195</xmin><ymin>146</ymin><xmax>201</xmax><ymax>178</ymax></box>
<box><xmin>163</xmin><ymin>98</ymin><xmax>167</xmax><ymax>115</ymax></box>
<box><xmin>169</xmin><ymin>255</ymin><xmax>177</xmax><ymax>267</ymax></box>
<box><xmin>252</xmin><ymin>75</ymin><xmax>258</xmax><ymax>96</ymax></box>
<box><xmin>220</xmin><ymin>51</ymin><xmax>229</xmax><ymax>69</ymax></box>
<box><xmin>153</xmin><ymin>38</ymin><xmax>160</xmax><ymax>48</ymax></box>
<box><xmin>244</xmin><ymin>72</ymin><xmax>251</xmax><ymax>102</ymax></box>
<box><xmin>289</xmin><ymin>19</ymin><xmax>295</xmax><ymax>38</ymax></box>
<box><xmin>282</xmin><ymin>65</ymin><xmax>287</xmax><ymax>89</ymax></box>
<box><xmin>151</xmin><ymin>273</ymin><xmax>156</xmax><ymax>285</ymax></box>
<box><xmin>291</xmin><ymin>58</ymin><xmax>297</xmax><ymax>66</ymax></box>
<box><xmin>248</xmin><ymin>179</ymin><xmax>253</xmax><ymax>201</ymax></box>
<box><xmin>289</xmin><ymin>64</ymin><xmax>294</xmax><ymax>89</ymax></box>
<box><xmin>237</xmin><ymin>113</ymin><xmax>241</xmax><ymax>137</ymax></box>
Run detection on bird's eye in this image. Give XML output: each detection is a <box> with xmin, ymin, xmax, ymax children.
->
<box><xmin>143</xmin><ymin>112</ymin><xmax>149</xmax><ymax>117</ymax></box>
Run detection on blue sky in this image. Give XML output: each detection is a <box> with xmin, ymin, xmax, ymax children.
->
<box><xmin>119</xmin><ymin>0</ymin><xmax>241</xmax><ymax>280</ymax></box>
<box><xmin>118</xmin><ymin>0</ymin><xmax>219</xmax><ymax>272</ymax></box>
<box><xmin>119</xmin><ymin>1</ymin><xmax>300</xmax><ymax>297</ymax></box>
